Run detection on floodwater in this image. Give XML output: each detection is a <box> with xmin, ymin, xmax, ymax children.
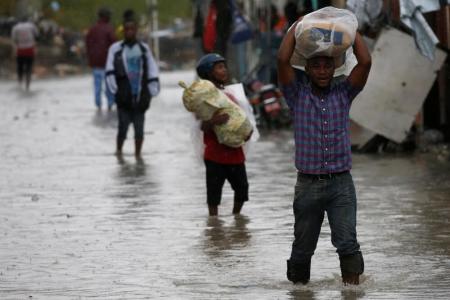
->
<box><xmin>1</xmin><ymin>71</ymin><xmax>449</xmax><ymax>299</ymax></box>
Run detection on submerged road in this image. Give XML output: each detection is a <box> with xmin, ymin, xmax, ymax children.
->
<box><xmin>1</xmin><ymin>72</ymin><xmax>450</xmax><ymax>299</ymax></box>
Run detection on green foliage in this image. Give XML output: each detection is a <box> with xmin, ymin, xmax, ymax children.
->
<box><xmin>157</xmin><ymin>0</ymin><xmax>191</xmax><ymax>26</ymax></box>
<box><xmin>37</xmin><ymin>0</ymin><xmax>191</xmax><ymax>31</ymax></box>
<box><xmin>0</xmin><ymin>0</ymin><xmax>15</xmax><ymax>15</ymax></box>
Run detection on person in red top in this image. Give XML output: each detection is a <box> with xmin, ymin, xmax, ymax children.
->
<box><xmin>196</xmin><ymin>53</ymin><xmax>250</xmax><ymax>216</ymax></box>
<box><xmin>85</xmin><ymin>7</ymin><xmax>116</xmax><ymax>110</ymax></box>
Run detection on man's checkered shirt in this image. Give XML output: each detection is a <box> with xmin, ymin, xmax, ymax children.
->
<box><xmin>280</xmin><ymin>70</ymin><xmax>361</xmax><ymax>174</ymax></box>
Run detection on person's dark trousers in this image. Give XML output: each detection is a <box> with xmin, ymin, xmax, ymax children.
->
<box><xmin>16</xmin><ymin>56</ymin><xmax>33</xmax><ymax>86</ymax></box>
<box><xmin>288</xmin><ymin>171</ymin><xmax>364</xmax><ymax>283</ymax></box>
<box><xmin>117</xmin><ymin>107</ymin><xmax>145</xmax><ymax>144</ymax></box>
<box><xmin>204</xmin><ymin>159</ymin><xmax>249</xmax><ymax>206</ymax></box>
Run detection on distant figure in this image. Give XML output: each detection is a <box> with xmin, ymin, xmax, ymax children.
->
<box><xmin>214</xmin><ymin>0</ymin><xmax>232</xmax><ymax>57</ymax></box>
<box><xmin>106</xmin><ymin>11</ymin><xmax>160</xmax><ymax>158</ymax></box>
<box><xmin>85</xmin><ymin>7</ymin><xmax>116</xmax><ymax>110</ymax></box>
<box><xmin>11</xmin><ymin>17</ymin><xmax>38</xmax><ymax>90</ymax></box>
<box><xmin>202</xmin><ymin>0</ymin><xmax>232</xmax><ymax>57</ymax></box>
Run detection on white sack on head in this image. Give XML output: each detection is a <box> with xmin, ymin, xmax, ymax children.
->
<box><xmin>290</xmin><ymin>6</ymin><xmax>358</xmax><ymax>68</ymax></box>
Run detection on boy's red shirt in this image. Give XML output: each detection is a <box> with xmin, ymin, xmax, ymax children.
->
<box><xmin>203</xmin><ymin>91</ymin><xmax>245</xmax><ymax>164</ymax></box>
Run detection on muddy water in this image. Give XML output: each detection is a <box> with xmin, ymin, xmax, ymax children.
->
<box><xmin>1</xmin><ymin>72</ymin><xmax>449</xmax><ymax>299</ymax></box>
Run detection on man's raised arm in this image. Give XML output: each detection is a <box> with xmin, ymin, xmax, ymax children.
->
<box><xmin>277</xmin><ymin>23</ymin><xmax>297</xmax><ymax>86</ymax></box>
<box><xmin>347</xmin><ymin>32</ymin><xmax>372</xmax><ymax>90</ymax></box>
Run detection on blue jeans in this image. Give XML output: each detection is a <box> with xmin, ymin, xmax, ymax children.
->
<box><xmin>92</xmin><ymin>68</ymin><xmax>114</xmax><ymax>108</ymax></box>
<box><xmin>290</xmin><ymin>172</ymin><xmax>361</xmax><ymax>264</ymax></box>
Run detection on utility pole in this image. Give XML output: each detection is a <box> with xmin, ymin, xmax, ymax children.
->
<box><xmin>147</xmin><ymin>0</ymin><xmax>159</xmax><ymax>61</ymax></box>
<box><xmin>265</xmin><ymin>0</ymin><xmax>272</xmax><ymax>83</ymax></box>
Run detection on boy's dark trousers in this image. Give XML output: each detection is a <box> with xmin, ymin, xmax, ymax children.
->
<box><xmin>204</xmin><ymin>159</ymin><xmax>248</xmax><ymax>206</ymax></box>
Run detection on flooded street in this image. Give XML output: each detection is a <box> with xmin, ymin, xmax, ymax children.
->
<box><xmin>1</xmin><ymin>72</ymin><xmax>450</xmax><ymax>299</ymax></box>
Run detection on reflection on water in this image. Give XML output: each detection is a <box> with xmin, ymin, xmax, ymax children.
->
<box><xmin>116</xmin><ymin>154</ymin><xmax>147</xmax><ymax>179</ymax></box>
<box><xmin>115</xmin><ymin>155</ymin><xmax>148</xmax><ymax>194</ymax></box>
<box><xmin>110</xmin><ymin>155</ymin><xmax>162</xmax><ymax>225</ymax></box>
<box><xmin>203</xmin><ymin>215</ymin><xmax>251</xmax><ymax>256</ymax></box>
<box><xmin>91</xmin><ymin>109</ymin><xmax>117</xmax><ymax>129</ymax></box>
<box><xmin>341</xmin><ymin>288</ymin><xmax>366</xmax><ymax>300</ymax></box>
<box><xmin>289</xmin><ymin>288</ymin><xmax>315</xmax><ymax>300</ymax></box>
<box><xmin>12</xmin><ymin>86</ymin><xmax>42</xmax><ymax>99</ymax></box>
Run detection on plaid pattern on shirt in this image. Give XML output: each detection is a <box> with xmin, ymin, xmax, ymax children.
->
<box><xmin>281</xmin><ymin>70</ymin><xmax>361</xmax><ymax>174</ymax></box>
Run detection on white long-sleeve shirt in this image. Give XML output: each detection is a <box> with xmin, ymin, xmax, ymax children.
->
<box><xmin>11</xmin><ymin>21</ymin><xmax>38</xmax><ymax>50</ymax></box>
<box><xmin>105</xmin><ymin>41</ymin><xmax>160</xmax><ymax>98</ymax></box>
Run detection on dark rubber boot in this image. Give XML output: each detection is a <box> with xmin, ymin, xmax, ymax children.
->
<box><xmin>340</xmin><ymin>252</ymin><xmax>364</xmax><ymax>285</ymax></box>
<box><xmin>287</xmin><ymin>259</ymin><xmax>310</xmax><ymax>284</ymax></box>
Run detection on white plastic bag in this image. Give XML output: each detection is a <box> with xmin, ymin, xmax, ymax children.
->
<box><xmin>223</xmin><ymin>83</ymin><xmax>259</xmax><ymax>143</ymax></box>
<box><xmin>290</xmin><ymin>6</ymin><xmax>358</xmax><ymax>68</ymax></box>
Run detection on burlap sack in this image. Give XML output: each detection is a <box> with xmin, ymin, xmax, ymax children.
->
<box><xmin>179</xmin><ymin>80</ymin><xmax>253</xmax><ymax>148</ymax></box>
<box><xmin>179</xmin><ymin>79</ymin><xmax>228</xmax><ymax>120</ymax></box>
<box><xmin>290</xmin><ymin>6</ymin><xmax>358</xmax><ymax>68</ymax></box>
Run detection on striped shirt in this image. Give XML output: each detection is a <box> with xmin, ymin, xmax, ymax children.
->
<box><xmin>281</xmin><ymin>70</ymin><xmax>361</xmax><ymax>174</ymax></box>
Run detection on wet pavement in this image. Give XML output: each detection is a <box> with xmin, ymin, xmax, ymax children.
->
<box><xmin>1</xmin><ymin>72</ymin><xmax>450</xmax><ymax>299</ymax></box>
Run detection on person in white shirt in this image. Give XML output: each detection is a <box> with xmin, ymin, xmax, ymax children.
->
<box><xmin>105</xmin><ymin>13</ymin><xmax>160</xmax><ymax>158</ymax></box>
<box><xmin>11</xmin><ymin>17</ymin><xmax>38</xmax><ymax>90</ymax></box>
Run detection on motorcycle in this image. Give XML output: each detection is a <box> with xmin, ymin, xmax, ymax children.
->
<box><xmin>245</xmin><ymin>79</ymin><xmax>291</xmax><ymax>129</ymax></box>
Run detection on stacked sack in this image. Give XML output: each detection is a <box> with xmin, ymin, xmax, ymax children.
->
<box><xmin>179</xmin><ymin>79</ymin><xmax>253</xmax><ymax>148</ymax></box>
<box><xmin>290</xmin><ymin>6</ymin><xmax>358</xmax><ymax>69</ymax></box>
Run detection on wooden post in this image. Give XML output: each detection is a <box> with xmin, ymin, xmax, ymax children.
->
<box><xmin>435</xmin><ymin>6</ymin><xmax>449</xmax><ymax>138</ymax></box>
<box><xmin>383</xmin><ymin>0</ymin><xmax>401</xmax><ymax>25</ymax></box>
<box><xmin>147</xmin><ymin>0</ymin><xmax>159</xmax><ymax>62</ymax></box>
